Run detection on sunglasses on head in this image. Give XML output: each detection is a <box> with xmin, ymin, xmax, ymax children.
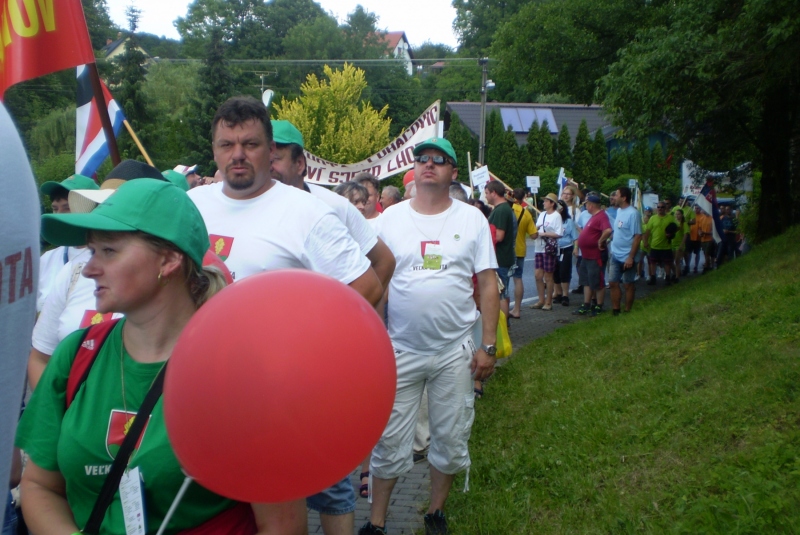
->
<box><xmin>415</xmin><ymin>154</ymin><xmax>454</xmax><ymax>166</ymax></box>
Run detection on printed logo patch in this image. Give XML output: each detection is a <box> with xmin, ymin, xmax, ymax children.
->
<box><xmin>106</xmin><ymin>410</ymin><xmax>150</xmax><ymax>460</ymax></box>
<box><xmin>209</xmin><ymin>234</ymin><xmax>234</xmax><ymax>261</ymax></box>
<box><xmin>80</xmin><ymin>310</ymin><xmax>113</xmax><ymax>329</ymax></box>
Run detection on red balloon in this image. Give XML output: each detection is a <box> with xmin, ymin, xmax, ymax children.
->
<box><xmin>403</xmin><ymin>169</ymin><xmax>415</xmax><ymax>187</ymax></box>
<box><xmin>202</xmin><ymin>248</ymin><xmax>234</xmax><ymax>285</ymax></box>
<box><xmin>163</xmin><ymin>270</ymin><xmax>396</xmax><ymax>503</ymax></box>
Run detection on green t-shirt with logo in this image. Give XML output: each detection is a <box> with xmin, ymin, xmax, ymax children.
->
<box><xmin>645</xmin><ymin>213</ymin><xmax>678</xmax><ymax>251</ymax></box>
<box><xmin>16</xmin><ymin>320</ymin><xmax>238</xmax><ymax>534</ymax></box>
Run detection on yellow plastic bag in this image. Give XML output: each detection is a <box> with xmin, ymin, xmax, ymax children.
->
<box><xmin>496</xmin><ymin>310</ymin><xmax>513</xmax><ymax>358</ymax></box>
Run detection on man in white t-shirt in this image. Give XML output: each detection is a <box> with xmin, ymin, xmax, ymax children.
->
<box><xmin>37</xmin><ymin>174</ymin><xmax>99</xmax><ymax>312</ymax></box>
<box><xmin>360</xmin><ymin>138</ymin><xmax>499</xmax><ymax>535</ymax></box>
<box><xmin>188</xmin><ymin>97</ymin><xmax>383</xmax><ymax>532</ymax></box>
<box><xmin>270</xmin><ymin>120</ymin><xmax>395</xmax><ymax>291</ymax></box>
<box><xmin>269</xmin><ymin>119</ymin><xmax>395</xmax><ymax>534</ymax></box>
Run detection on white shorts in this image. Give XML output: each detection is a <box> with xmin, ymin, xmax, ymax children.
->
<box><xmin>371</xmin><ymin>334</ymin><xmax>476</xmax><ymax>480</ymax></box>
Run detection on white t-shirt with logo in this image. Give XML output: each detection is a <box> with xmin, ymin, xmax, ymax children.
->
<box><xmin>37</xmin><ymin>246</ymin><xmax>85</xmax><ymax>312</ymax></box>
<box><xmin>534</xmin><ymin>211</ymin><xmax>565</xmax><ymax>253</ymax></box>
<box><xmin>376</xmin><ymin>200</ymin><xmax>497</xmax><ymax>355</ymax></box>
<box><xmin>188</xmin><ymin>180</ymin><xmax>370</xmax><ymax>283</ymax></box>
<box><xmin>307</xmin><ymin>183</ymin><xmax>377</xmax><ymax>255</ymax></box>
<box><xmin>32</xmin><ymin>241</ymin><xmax>124</xmax><ymax>355</ymax></box>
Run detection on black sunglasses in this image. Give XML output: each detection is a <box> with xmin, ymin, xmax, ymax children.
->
<box><xmin>415</xmin><ymin>154</ymin><xmax>454</xmax><ymax>166</ymax></box>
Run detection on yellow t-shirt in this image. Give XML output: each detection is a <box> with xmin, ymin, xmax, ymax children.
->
<box><xmin>512</xmin><ymin>203</ymin><xmax>536</xmax><ymax>258</ymax></box>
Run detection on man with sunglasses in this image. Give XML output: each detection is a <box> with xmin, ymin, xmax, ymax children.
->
<box><xmin>363</xmin><ymin>138</ymin><xmax>499</xmax><ymax>535</ymax></box>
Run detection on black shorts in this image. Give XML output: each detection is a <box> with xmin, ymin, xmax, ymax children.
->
<box><xmin>553</xmin><ymin>245</ymin><xmax>573</xmax><ymax>285</ymax></box>
<box><xmin>649</xmin><ymin>248</ymin><xmax>673</xmax><ymax>265</ymax></box>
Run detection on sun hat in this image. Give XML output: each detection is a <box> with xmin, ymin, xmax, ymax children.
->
<box><xmin>40</xmin><ymin>174</ymin><xmax>98</xmax><ymax>197</ymax></box>
<box><xmin>271</xmin><ymin>120</ymin><xmax>305</xmax><ymax>148</ymax></box>
<box><xmin>162</xmin><ymin>169</ymin><xmax>190</xmax><ymax>191</ymax></box>
<box><xmin>173</xmin><ymin>164</ymin><xmax>198</xmax><ymax>176</ymax></box>
<box><xmin>41</xmin><ymin>179</ymin><xmax>209</xmax><ymax>268</ymax></box>
<box><xmin>412</xmin><ymin>137</ymin><xmax>457</xmax><ymax>164</ymax></box>
<box><xmin>543</xmin><ymin>192</ymin><xmax>559</xmax><ymax>203</ymax></box>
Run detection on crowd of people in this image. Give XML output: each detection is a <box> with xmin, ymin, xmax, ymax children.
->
<box><xmin>8</xmin><ymin>93</ymin><xmax>743</xmax><ymax>535</ymax></box>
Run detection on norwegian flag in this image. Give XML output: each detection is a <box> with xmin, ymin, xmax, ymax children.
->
<box><xmin>75</xmin><ymin>65</ymin><xmax>125</xmax><ymax>177</ymax></box>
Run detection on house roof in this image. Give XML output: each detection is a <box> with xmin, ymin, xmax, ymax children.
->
<box><xmin>379</xmin><ymin>31</ymin><xmax>413</xmax><ymax>59</ymax></box>
<box><xmin>101</xmin><ymin>37</ymin><xmax>126</xmax><ymax>57</ymax></box>
<box><xmin>446</xmin><ymin>102</ymin><xmax>612</xmax><ymax>146</ymax></box>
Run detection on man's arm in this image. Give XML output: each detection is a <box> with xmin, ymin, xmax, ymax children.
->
<box><xmin>365</xmin><ymin>237</ymin><xmax>395</xmax><ymax>291</ymax></box>
<box><xmin>598</xmin><ymin>228</ymin><xmax>613</xmax><ymax>250</ymax></box>
<box><xmin>625</xmin><ymin>234</ymin><xmax>643</xmax><ymax>269</ymax></box>
<box><xmin>348</xmin><ymin>267</ymin><xmax>384</xmax><ymax>307</ymax></box>
<box><xmin>494</xmin><ymin>228</ymin><xmax>506</xmax><ymax>243</ymax></box>
<box><xmin>474</xmin><ymin>269</ymin><xmax>499</xmax><ymax>381</ymax></box>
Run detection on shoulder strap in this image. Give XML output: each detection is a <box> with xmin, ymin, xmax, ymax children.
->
<box><xmin>66</xmin><ymin>319</ymin><xmax>120</xmax><ymax>409</ymax></box>
<box><xmin>82</xmin><ymin>363</ymin><xmax>168</xmax><ymax>535</ymax></box>
<box><xmin>517</xmin><ymin>207</ymin><xmax>525</xmax><ymax>225</ymax></box>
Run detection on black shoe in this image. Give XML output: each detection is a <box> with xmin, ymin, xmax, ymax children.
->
<box><xmin>647</xmin><ymin>276</ymin><xmax>656</xmax><ymax>285</ymax></box>
<box><xmin>593</xmin><ymin>305</ymin><xmax>604</xmax><ymax>315</ymax></box>
<box><xmin>561</xmin><ymin>296</ymin><xmax>569</xmax><ymax>307</ymax></box>
<box><xmin>612</xmin><ymin>309</ymin><xmax>621</xmax><ymax>316</ymax></box>
<box><xmin>571</xmin><ymin>286</ymin><xmax>584</xmax><ymax>295</ymax></box>
<box><xmin>424</xmin><ymin>510</ymin><xmax>448</xmax><ymax>535</ymax></box>
<box><xmin>359</xmin><ymin>522</ymin><xmax>387</xmax><ymax>535</ymax></box>
<box><xmin>413</xmin><ymin>452</ymin><xmax>427</xmax><ymax>464</ymax></box>
<box><xmin>553</xmin><ymin>295</ymin><xmax>563</xmax><ymax>304</ymax></box>
<box><xmin>572</xmin><ymin>304</ymin><xmax>591</xmax><ymax>315</ymax></box>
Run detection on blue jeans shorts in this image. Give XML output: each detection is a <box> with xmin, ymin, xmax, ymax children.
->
<box><xmin>513</xmin><ymin>257</ymin><xmax>525</xmax><ymax>279</ymax></box>
<box><xmin>608</xmin><ymin>257</ymin><xmax>637</xmax><ymax>284</ymax></box>
<box><xmin>496</xmin><ymin>266</ymin><xmax>511</xmax><ymax>300</ymax></box>
<box><xmin>306</xmin><ymin>475</ymin><xmax>356</xmax><ymax>515</ymax></box>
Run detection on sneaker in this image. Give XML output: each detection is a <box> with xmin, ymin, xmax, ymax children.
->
<box><xmin>634</xmin><ymin>274</ymin><xmax>640</xmax><ymax>281</ymax></box>
<box><xmin>561</xmin><ymin>296</ymin><xmax>569</xmax><ymax>307</ymax></box>
<box><xmin>647</xmin><ymin>276</ymin><xmax>656</xmax><ymax>285</ymax></box>
<box><xmin>553</xmin><ymin>295</ymin><xmax>563</xmax><ymax>304</ymax></box>
<box><xmin>424</xmin><ymin>510</ymin><xmax>448</xmax><ymax>535</ymax></box>
<box><xmin>612</xmin><ymin>309</ymin><xmax>621</xmax><ymax>316</ymax></box>
<box><xmin>593</xmin><ymin>305</ymin><xmax>605</xmax><ymax>315</ymax></box>
<box><xmin>571</xmin><ymin>286</ymin><xmax>584</xmax><ymax>295</ymax></box>
<box><xmin>572</xmin><ymin>304</ymin><xmax>591</xmax><ymax>315</ymax></box>
<box><xmin>359</xmin><ymin>522</ymin><xmax>387</xmax><ymax>535</ymax></box>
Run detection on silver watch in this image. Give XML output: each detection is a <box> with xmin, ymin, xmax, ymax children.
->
<box><xmin>481</xmin><ymin>344</ymin><xmax>497</xmax><ymax>356</ymax></box>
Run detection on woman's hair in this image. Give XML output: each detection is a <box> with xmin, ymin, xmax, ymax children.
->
<box><xmin>674</xmin><ymin>209</ymin><xmax>684</xmax><ymax>221</ymax></box>
<box><xmin>556</xmin><ymin>200</ymin><xmax>571</xmax><ymax>222</ymax></box>
<box><xmin>91</xmin><ymin>231</ymin><xmax>227</xmax><ymax>308</ymax></box>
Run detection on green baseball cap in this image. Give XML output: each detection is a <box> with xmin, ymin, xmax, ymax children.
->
<box><xmin>413</xmin><ymin>137</ymin><xmax>457</xmax><ymax>164</ymax></box>
<box><xmin>40</xmin><ymin>174</ymin><xmax>99</xmax><ymax>197</ymax></box>
<box><xmin>41</xmin><ymin>179</ymin><xmax>209</xmax><ymax>268</ymax></box>
<box><xmin>271</xmin><ymin>120</ymin><xmax>305</xmax><ymax>148</ymax></box>
<box><xmin>162</xmin><ymin>169</ymin><xmax>190</xmax><ymax>191</ymax></box>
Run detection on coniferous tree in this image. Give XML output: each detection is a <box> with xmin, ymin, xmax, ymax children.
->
<box><xmin>183</xmin><ymin>26</ymin><xmax>236</xmax><ymax>174</ymax></box>
<box><xmin>539</xmin><ymin>121</ymin><xmax>554</xmax><ymax>169</ymax></box>
<box><xmin>592</xmin><ymin>130</ymin><xmax>608</xmax><ymax>185</ymax></box>
<box><xmin>572</xmin><ymin>119</ymin><xmax>593</xmax><ymax>186</ymax></box>
<box><xmin>608</xmin><ymin>148</ymin><xmax>629</xmax><ymax>178</ymax></box>
<box><xmin>526</xmin><ymin>121</ymin><xmax>543</xmax><ymax>171</ymax></box>
<box><xmin>445</xmin><ymin>112</ymin><xmax>478</xmax><ymax>183</ymax></box>
<box><xmin>485</xmin><ymin>109</ymin><xmax>505</xmax><ymax>169</ymax></box>
<box><xmin>555</xmin><ymin>124</ymin><xmax>572</xmax><ymax>171</ymax></box>
<box><xmin>494</xmin><ymin>126</ymin><xmax>524</xmax><ymax>188</ymax></box>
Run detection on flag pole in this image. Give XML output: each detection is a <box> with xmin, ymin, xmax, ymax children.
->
<box><xmin>86</xmin><ymin>63</ymin><xmax>121</xmax><ymax>166</ymax></box>
<box><xmin>123</xmin><ymin>120</ymin><xmax>154</xmax><ymax>166</ymax></box>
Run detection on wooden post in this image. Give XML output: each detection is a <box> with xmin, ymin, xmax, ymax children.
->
<box><xmin>86</xmin><ymin>63</ymin><xmax>121</xmax><ymax>166</ymax></box>
<box><xmin>123</xmin><ymin>120</ymin><xmax>153</xmax><ymax>166</ymax></box>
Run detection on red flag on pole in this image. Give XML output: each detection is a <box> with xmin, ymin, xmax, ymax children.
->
<box><xmin>0</xmin><ymin>0</ymin><xmax>96</xmax><ymax>98</ymax></box>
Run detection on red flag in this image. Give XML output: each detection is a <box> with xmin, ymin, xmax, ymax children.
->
<box><xmin>0</xmin><ymin>0</ymin><xmax>96</xmax><ymax>98</ymax></box>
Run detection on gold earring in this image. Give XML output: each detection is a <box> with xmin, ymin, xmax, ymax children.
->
<box><xmin>158</xmin><ymin>272</ymin><xmax>169</xmax><ymax>287</ymax></box>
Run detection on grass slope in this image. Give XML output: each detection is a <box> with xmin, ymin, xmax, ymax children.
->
<box><xmin>446</xmin><ymin>227</ymin><xmax>800</xmax><ymax>534</ymax></box>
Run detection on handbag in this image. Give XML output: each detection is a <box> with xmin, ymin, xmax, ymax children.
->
<box><xmin>496</xmin><ymin>311</ymin><xmax>513</xmax><ymax>358</ymax></box>
<box><xmin>540</xmin><ymin>213</ymin><xmax>559</xmax><ymax>256</ymax></box>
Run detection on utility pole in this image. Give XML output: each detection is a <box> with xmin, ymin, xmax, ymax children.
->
<box><xmin>478</xmin><ymin>57</ymin><xmax>491</xmax><ymax>166</ymax></box>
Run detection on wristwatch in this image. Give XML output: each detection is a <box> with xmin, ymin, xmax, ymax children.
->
<box><xmin>481</xmin><ymin>344</ymin><xmax>497</xmax><ymax>357</ymax></box>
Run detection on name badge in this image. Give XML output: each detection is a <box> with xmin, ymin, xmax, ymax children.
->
<box><xmin>120</xmin><ymin>466</ymin><xmax>147</xmax><ymax>535</ymax></box>
<box><xmin>422</xmin><ymin>242</ymin><xmax>443</xmax><ymax>270</ymax></box>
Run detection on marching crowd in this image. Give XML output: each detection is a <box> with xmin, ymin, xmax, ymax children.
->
<box><xmin>7</xmin><ymin>94</ymin><xmax>739</xmax><ymax>535</ymax></box>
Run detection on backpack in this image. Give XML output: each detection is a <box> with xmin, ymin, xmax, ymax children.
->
<box><xmin>66</xmin><ymin>319</ymin><xmax>120</xmax><ymax>408</ymax></box>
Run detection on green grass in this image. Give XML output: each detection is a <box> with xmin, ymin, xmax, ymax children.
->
<box><xmin>445</xmin><ymin>227</ymin><xmax>800</xmax><ymax>534</ymax></box>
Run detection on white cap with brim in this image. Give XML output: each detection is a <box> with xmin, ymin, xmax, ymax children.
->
<box><xmin>68</xmin><ymin>189</ymin><xmax>116</xmax><ymax>214</ymax></box>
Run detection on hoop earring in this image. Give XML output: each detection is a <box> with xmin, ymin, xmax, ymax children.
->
<box><xmin>158</xmin><ymin>272</ymin><xmax>169</xmax><ymax>287</ymax></box>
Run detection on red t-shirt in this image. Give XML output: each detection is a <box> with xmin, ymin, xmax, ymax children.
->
<box><xmin>578</xmin><ymin>210</ymin><xmax>611</xmax><ymax>260</ymax></box>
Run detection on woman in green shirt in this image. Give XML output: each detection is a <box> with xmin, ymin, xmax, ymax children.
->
<box><xmin>16</xmin><ymin>179</ymin><xmax>307</xmax><ymax>534</ymax></box>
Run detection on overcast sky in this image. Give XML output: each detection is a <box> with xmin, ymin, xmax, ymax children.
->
<box><xmin>105</xmin><ymin>0</ymin><xmax>460</xmax><ymax>49</ymax></box>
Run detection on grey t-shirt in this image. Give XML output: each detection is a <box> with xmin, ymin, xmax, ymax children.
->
<box><xmin>0</xmin><ymin>103</ymin><xmax>40</xmax><ymax>522</ymax></box>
